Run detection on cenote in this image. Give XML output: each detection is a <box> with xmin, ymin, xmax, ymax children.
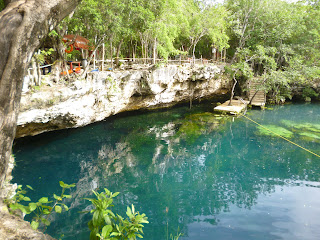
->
<box><xmin>12</xmin><ymin>102</ymin><xmax>320</xmax><ymax>240</ymax></box>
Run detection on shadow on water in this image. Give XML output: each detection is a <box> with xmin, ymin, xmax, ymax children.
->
<box><xmin>12</xmin><ymin>102</ymin><xmax>320</xmax><ymax>240</ymax></box>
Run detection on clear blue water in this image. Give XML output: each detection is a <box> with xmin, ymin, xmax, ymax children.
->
<box><xmin>12</xmin><ymin>103</ymin><xmax>320</xmax><ymax>240</ymax></box>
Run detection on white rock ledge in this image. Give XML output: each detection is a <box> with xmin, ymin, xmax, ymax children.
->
<box><xmin>16</xmin><ymin>64</ymin><xmax>230</xmax><ymax>138</ymax></box>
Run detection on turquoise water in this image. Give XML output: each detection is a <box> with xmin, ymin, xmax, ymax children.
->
<box><xmin>12</xmin><ymin>103</ymin><xmax>320</xmax><ymax>240</ymax></box>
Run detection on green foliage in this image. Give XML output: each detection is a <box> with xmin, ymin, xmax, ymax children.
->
<box><xmin>225</xmin><ymin>0</ymin><xmax>320</xmax><ymax>103</ymax></box>
<box><xmin>48</xmin><ymin>30</ymin><xmax>59</xmax><ymax>38</ymax></box>
<box><xmin>302</xmin><ymin>87</ymin><xmax>319</xmax><ymax>100</ymax></box>
<box><xmin>169</xmin><ymin>227</ymin><xmax>183</xmax><ymax>240</ymax></box>
<box><xmin>85</xmin><ymin>188</ymin><xmax>149</xmax><ymax>240</ymax></box>
<box><xmin>5</xmin><ymin>181</ymin><xmax>75</xmax><ymax>231</ymax></box>
<box><xmin>0</xmin><ymin>0</ymin><xmax>5</xmax><ymax>11</ymax></box>
<box><xmin>66</xmin><ymin>50</ymin><xmax>82</xmax><ymax>61</ymax></box>
<box><xmin>154</xmin><ymin>60</ymin><xmax>167</xmax><ymax>68</ymax></box>
<box><xmin>34</xmin><ymin>48</ymin><xmax>55</xmax><ymax>65</ymax></box>
<box><xmin>31</xmin><ymin>84</ymin><xmax>42</xmax><ymax>92</ymax></box>
<box><xmin>63</xmin><ymin>0</ymin><xmax>230</xmax><ymax>61</ymax></box>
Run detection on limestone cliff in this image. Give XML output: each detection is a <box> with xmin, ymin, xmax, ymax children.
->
<box><xmin>17</xmin><ymin>64</ymin><xmax>229</xmax><ymax>138</ymax></box>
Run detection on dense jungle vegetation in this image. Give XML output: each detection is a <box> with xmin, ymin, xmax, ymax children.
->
<box><xmin>58</xmin><ymin>0</ymin><xmax>320</xmax><ymax>102</ymax></box>
<box><xmin>1</xmin><ymin>0</ymin><xmax>320</xmax><ymax>102</ymax></box>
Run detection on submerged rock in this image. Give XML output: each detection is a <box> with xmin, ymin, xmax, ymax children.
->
<box><xmin>16</xmin><ymin>64</ymin><xmax>229</xmax><ymax>138</ymax></box>
<box><xmin>176</xmin><ymin>112</ymin><xmax>229</xmax><ymax>143</ymax></box>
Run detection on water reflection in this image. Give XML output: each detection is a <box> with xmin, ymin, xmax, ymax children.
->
<box><xmin>13</xmin><ymin>103</ymin><xmax>320</xmax><ymax>239</ymax></box>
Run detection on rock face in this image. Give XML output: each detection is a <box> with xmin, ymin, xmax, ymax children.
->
<box><xmin>0</xmin><ymin>156</ymin><xmax>55</xmax><ymax>240</ymax></box>
<box><xmin>0</xmin><ymin>207</ymin><xmax>55</xmax><ymax>240</ymax></box>
<box><xmin>17</xmin><ymin>64</ymin><xmax>230</xmax><ymax>138</ymax></box>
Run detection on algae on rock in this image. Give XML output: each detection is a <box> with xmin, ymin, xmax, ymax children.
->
<box><xmin>177</xmin><ymin>112</ymin><xmax>229</xmax><ymax>143</ymax></box>
<box><xmin>281</xmin><ymin>120</ymin><xmax>320</xmax><ymax>133</ymax></box>
<box><xmin>256</xmin><ymin>125</ymin><xmax>294</xmax><ymax>138</ymax></box>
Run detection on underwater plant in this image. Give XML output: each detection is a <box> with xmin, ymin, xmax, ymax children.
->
<box><xmin>256</xmin><ymin>125</ymin><xmax>294</xmax><ymax>138</ymax></box>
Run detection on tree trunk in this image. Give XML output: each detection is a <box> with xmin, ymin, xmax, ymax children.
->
<box><xmin>109</xmin><ymin>37</ymin><xmax>113</xmax><ymax>69</ymax></box>
<box><xmin>101</xmin><ymin>43</ymin><xmax>105</xmax><ymax>71</ymax></box>
<box><xmin>133</xmin><ymin>42</ymin><xmax>136</xmax><ymax>63</ymax></box>
<box><xmin>31</xmin><ymin>58</ymin><xmax>38</xmax><ymax>85</ymax></box>
<box><xmin>52</xmin><ymin>25</ymin><xmax>70</xmax><ymax>81</ymax></box>
<box><xmin>115</xmin><ymin>39</ymin><xmax>123</xmax><ymax>67</ymax></box>
<box><xmin>192</xmin><ymin>43</ymin><xmax>196</xmax><ymax>66</ymax></box>
<box><xmin>37</xmin><ymin>62</ymin><xmax>41</xmax><ymax>85</ymax></box>
<box><xmin>0</xmin><ymin>0</ymin><xmax>81</xmax><ymax>190</ymax></box>
<box><xmin>229</xmin><ymin>71</ymin><xmax>238</xmax><ymax>106</ymax></box>
<box><xmin>81</xmin><ymin>35</ymin><xmax>106</xmax><ymax>78</ymax></box>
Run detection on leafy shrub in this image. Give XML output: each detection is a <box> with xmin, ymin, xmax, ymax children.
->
<box><xmin>85</xmin><ymin>188</ymin><xmax>148</xmax><ymax>240</ymax></box>
<box><xmin>302</xmin><ymin>87</ymin><xmax>319</xmax><ymax>100</ymax></box>
<box><xmin>5</xmin><ymin>181</ymin><xmax>75</xmax><ymax>230</ymax></box>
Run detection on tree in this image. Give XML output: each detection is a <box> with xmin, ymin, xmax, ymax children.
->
<box><xmin>178</xmin><ymin>0</ymin><xmax>229</xmax><ymax>63</ymax></box>
<box><xmin>0</xmin><ymin>0</ymin><xmax>81</xmax><ymax>190</ymax></box>
<box><xmin>226</xmin><ymin>0</ymin><xmax>320</xmax><ymax>103</ymax></box>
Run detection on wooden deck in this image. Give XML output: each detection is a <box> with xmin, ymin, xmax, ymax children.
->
<box><xmin>214</xmin><ymin>99</ymin><xmax>249</xmax><ymax>115</ymax></box>
<box><xmin>248</xmin><ymin>81</ymin><xmax>266</xmax><ymax>106</ymax></box>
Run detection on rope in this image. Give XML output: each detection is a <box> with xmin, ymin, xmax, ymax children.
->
<box><xmin>239</xmin><ymin>113</ymin><xmax>320</xmax><ymax>159</ymax></box>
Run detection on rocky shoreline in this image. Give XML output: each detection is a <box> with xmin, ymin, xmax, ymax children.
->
<box><xmin>16</xmin><ymin>64</ymin><xmax>230</xmax><ymax>138</ymax></box>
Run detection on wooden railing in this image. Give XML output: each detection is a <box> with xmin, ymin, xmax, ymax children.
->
<box><xmin>93</xmin><ymin>57</ymin><xmax>226</xmax><ymax>70</ymax></box>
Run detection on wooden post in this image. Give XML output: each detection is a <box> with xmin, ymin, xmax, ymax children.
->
<box><xmin>31</xmin><ymin>59</ymin><xmax>37</xmax><ymax>85</ymax></box>
<box><xmin>153</xmin><ymin>37</ymin><xmax>157</xmax><ymax>65</ymax></box>
<box><xmin>37</xmin><ymin>62</ymin><xmax>41</xmax><ymax>86</ymax></box>
<box><xmin>102</xmin><ymin>43</ymin><xmax>105</xmax><ymax>71</ymax></box>
<box><xmin>224</xmin><ymin>48</ymin><xmax>227</xmax><ymax>62</ymax></box>
<box><xmin>93</xmin><ymin>49</ymin><xmax>96</xmax><ymax>70</ymax></box>
<box><xmin>27</xmin><ymin>68</ymin><xmax>31</xmax><ymax>81</ymax></box>
<box><xmin>81</xmin><ymin>49</ymin><xmax>84</xmax><ymax>59</ymax></box>
<box><xmin>133</xmin><ymin>43</ymin><xmax>136</xmax><ymax>63</ymax></box>
<box><xmin>212</xmin><ymin>47</ymin><xmax>216</xmax><ymax>62</ymax></box>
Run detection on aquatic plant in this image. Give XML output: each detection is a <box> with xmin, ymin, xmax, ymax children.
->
<box><xmin>280</xmin><ymin>120</ymin><xmax>297</xmax><ymax>129</ymax></box>
<box><xmin>177</xmin><ymin>112</ymin><xmax>228</xmax><ymax>143</ymax></box>
<box><xmin>281</xmin><ymin>120</ymin><xmax>320</xmax><ymax>133</ymax></box>
<box><xmin>299</xmin><ymin>123</ymin><xmax>320</xmax><ymax>133</ymax></box>
<box><xmin>185</xmin><ymin>112</ymin><xmax>221</xmax><ymax>123</ymax></box>
<box><xmin>256</xmin><ymin>125</ymin><xmax>294</xmax><ymax>138</ymax></box>
<box><xmin>177</xmin><ymin>121</ymin><xmax>202</xmax><ymax>143</ymax></box>
<box><xmin>299</xmin><ymin>132</ymin><xmax>320</xmax><ymax>141</ymax></box>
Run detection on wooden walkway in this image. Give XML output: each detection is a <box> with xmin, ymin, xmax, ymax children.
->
<box><xmin>248</xmin><ymin>80</ymin><xmax>266</xmax><ymax>106</ymax></box>
<box><xmin>214</xmin><ymin>99</ymin><xmax>249</xmax><ymax>115</ymax></box>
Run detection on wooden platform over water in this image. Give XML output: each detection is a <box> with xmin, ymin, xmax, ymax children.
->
<box><xmin>214</xmin><ymin>99</ymin><xmax>249</xmax><ymax>114</ymax></box>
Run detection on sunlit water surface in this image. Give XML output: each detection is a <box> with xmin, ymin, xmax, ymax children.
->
<box><xmin>13</xmin><ymin>103</ymin><xmax>320</xmax><ymax>240</ymax></box>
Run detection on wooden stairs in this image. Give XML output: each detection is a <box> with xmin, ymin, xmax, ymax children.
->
<box><xmin>248</xmin><ymin>80</ymin><xmax>266</xmax><ymax>107</ymax></box>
